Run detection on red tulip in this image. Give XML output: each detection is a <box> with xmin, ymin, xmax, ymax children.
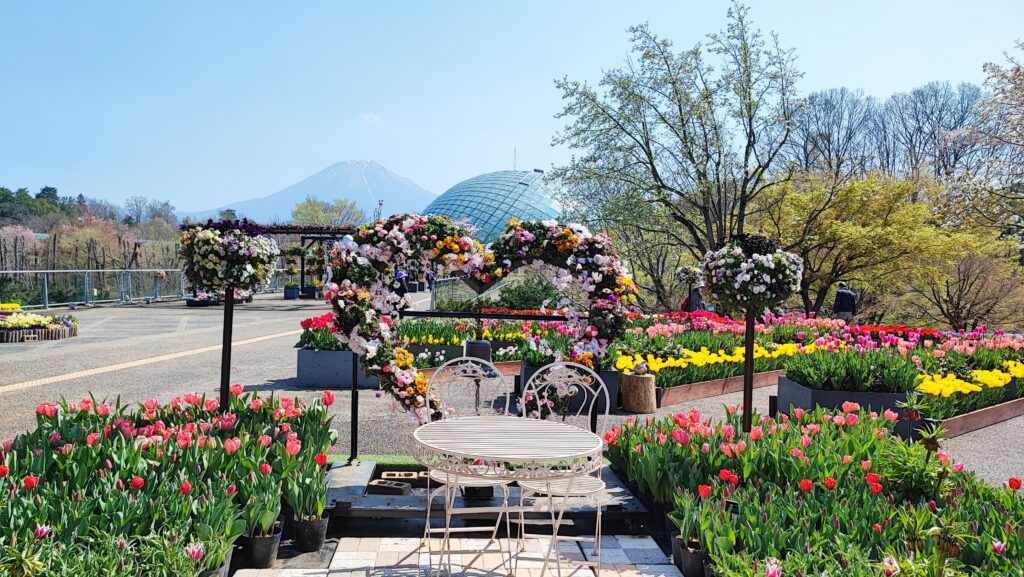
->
<box><xmin>0</xmin><ymin>465</ymin><xmax>8</xmax><ymax>477</ymax></box>
<box><xmin>116</xmin><ymin>478</ymin><xmax>124</xmax><ymax>490</ymax></box>
<box><xmin>798</xmin><ymin>479</ymin><xmax>813</xmax><ymax>492</ymax></box>
<box><xmin>226</xmin><ymin>483</ymin><xmax>237</xmax><ymax>496</ymax></box>
<box><xmin>873</xmin><ymin>523</ymin><xmax>882</xmax><ymax>533</ymax></box>
<box><xmin>824</xmin><ymin>477</ymin><xmax>836</xmax><ymax>489</ymax></box>
<box><xmin>180</xmin><ymin>481</ymin><xmax>192</xmax><ymax>495</ymax></box>
<box><xmin>130</xmin><ymin>476</ymin><xmax>145</xmax><ymax>490</ymax></box>
<box><xmin>23</xmin><ymin>475</ymin><xmax>39</xmax><ymax>490</ymax></box>
<box><xmin>315</xmin><ymin>453</ymin><xmax>328</xmax><ymax>467</ymax></box>
<box><xmin>1009</xmin><ymin>477</ymin><xmax>1022</xmax><ymax>491</ymax></box>
<box><xmin>866</xmin><ymin>472</ymin><xmax>881</xmax><ymax>484</ymax></box>
<box><xmin>259</xmin><ymin>463</ymin><xmax>272</xmax><ymax>475</ymax></box>
<box><xmin>697</xmin><ymin>484</ymin><xmax>712</xmax><ymax>499</ymax></box>
<box><xmin>718</xmin><ymin>468</ymin><xmax>732</xmax><ymax>481</ymax></box>
<box><xmin>230</xmin><ymin>383</ymin><xmax>244</xmax><ymax>396</ymax></box>
<box><xmin>869</xmin><ymin>482</ymin><xmax>883</xmax><ymax>495</ymax></box>
<box><xmin>322</xmin><ymin>391</ymin><xmax>335</xmax><ymax>406</ymax></box>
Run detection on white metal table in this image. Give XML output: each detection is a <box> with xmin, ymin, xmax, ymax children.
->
<box><xmin>414</xmin><ymin>415</ymin><xmax>605</xmax><ymax>576</ymax></box>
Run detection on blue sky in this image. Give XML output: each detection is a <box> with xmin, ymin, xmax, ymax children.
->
<box><xmin>1</xmin><ymin>1</ymin><xmax>1021</xmax><ymax>211</ymax></box>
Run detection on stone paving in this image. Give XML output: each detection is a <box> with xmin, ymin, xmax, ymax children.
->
<box><xmin>235</xmin><ymin>535</ymin><xmax>682</xmax><ymax>577</ymax></box>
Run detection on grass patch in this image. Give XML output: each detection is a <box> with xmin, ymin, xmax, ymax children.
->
<box><xmin>328</xmin><ymin>453</ymin><xmax>424</xmax><ymax>471</ymax></box>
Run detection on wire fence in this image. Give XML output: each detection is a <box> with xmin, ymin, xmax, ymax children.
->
<box><xmin>0</xmin><ymin>269</ymin><xmax>292</xmax><ymax>310</ymax></box>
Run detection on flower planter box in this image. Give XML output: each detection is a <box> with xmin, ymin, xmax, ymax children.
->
<box><xmin>0</xmin><ymin>326</ymin><xmax>78</xmax><ymax>343</ymax></box>
<box><xmin>777</xmin><ymin>376</ymin><xmax>907</xmax><ymax>414</ymax></box>
<box><xmin>418</xmin><ymin>360</ymin><xmax>522</xmax><ymax>380</ymax></box>
<box><xmin>656</xmin><ymin>370</ymin><xmax>784</xmax><ymax>408</ymax></box>
<box><xmin>283</xmin><ymin>286</ymin><xmax>299</xmax><ymax>300</ymax></box>
<box><xmin>776</xmin><ymin>376</ymin><xmax>1024</xmax><ymax>439</ymax></box>
<box><xmin>518</xmin><ymin>361</ymin><xmax>620</xmax><ymax>411</ymax></box>
<box><xmin>404</xmin><ymin>344</ymin><xmax>465</xmax><ymax>365</ymax></box>
<box><xmin>296</xmin><ymin>349</ymin><xmax>379</xmax><ymax>390</ymax></box>
<box><xmin>940</xmin><ymin>395</ymin><xmax>1024</xmax><ymax>438</ymax></box>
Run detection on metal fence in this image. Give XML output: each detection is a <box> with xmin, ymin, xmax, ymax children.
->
<box><xmin>0</xmin><ymin>269</ymin><xmax>292</xmax><ymax>310</ymax></box>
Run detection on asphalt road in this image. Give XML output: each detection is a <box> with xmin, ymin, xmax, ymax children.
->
<box><xmin>2</xmin><ymin>296</ymin><xmax>1020</xmax><ymax>486</ymax></box>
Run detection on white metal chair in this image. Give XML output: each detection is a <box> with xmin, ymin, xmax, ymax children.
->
<box><xmin>516</xmin><ymin>361</ymin><xmax>609</xmax><ymax>577</ymax></box>
<box><xmin>420</xmin><ymin>356</ymin><xmax>514</xmax><ymax>576</ymax></box>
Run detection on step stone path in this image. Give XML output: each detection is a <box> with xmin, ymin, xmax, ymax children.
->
<box><xmin>234</xmin><ymin>535</ymin><xmax>682</xmax><ymax>577</ymax></box>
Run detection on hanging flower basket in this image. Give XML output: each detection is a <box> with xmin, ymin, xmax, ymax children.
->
<box><xmin>698</xmin><ymin>234</ymin><xmax>802</xmax><ymax>313</ymax></box>
<box><xmin>179</xmin><ymin>219</ymin><xmax>280</xmax><ymax>291</ymax></box>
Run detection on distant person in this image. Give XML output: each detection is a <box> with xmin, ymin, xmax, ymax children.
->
<box><xmin>426</xmin><ymin>270</ymin><xmax>435</xmax><ymax>291</ymax></box>
<box><xmin>394</xmin><ymin>270</ymin><xmax>409</xmax><ymax>307</ymax></box>
<box><xmin>833</xmin><ymin>281</ymin><xmax>857</xmax><ymax>322</ymax></box>
<box><xmin>683</xmin><ymin>283</ymin><xmax>707</xmax><ymax>313</ymax></box>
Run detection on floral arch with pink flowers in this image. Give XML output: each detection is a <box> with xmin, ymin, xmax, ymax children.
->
<box><xmin>323</xmin><ymin>214</ymin><xmax>637</xmax><ymax>422</ymax></box>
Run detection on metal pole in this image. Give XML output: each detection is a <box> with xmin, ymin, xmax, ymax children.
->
<box><xmin>219</xmin><ymin>284</ymin><xmax>235</xmax><ymax>409</ymax></box>
<box><xmin>349</xmin><ymin>352</ymin><xmax>359</xmax><ymax>463</ymax></box>
<box><xmin>42</xmin><ymin>273</ymin><xmax>49</xmax><ymax>309</ymax></box>
<box><xmin>742</xmin><ymin>310</ymin><xmax>756</xmax><ymax>433</ymax></box>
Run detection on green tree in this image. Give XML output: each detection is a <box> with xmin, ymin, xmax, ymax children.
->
<box><xmin>757</xmin><ymin>174</ymin><xmax>944</xmax><ymax>316</ymax></box>
<box><xmin>552</xmin><ymin>3</ymin><xmax>799</xmax><ymax>258</ymax></box>
<box><xmin>900</xmin><ymin>230</ymin><xmax>1024</xmax><ymax>330</ymax></box>
<box><xmin>290</xmin><ymin>196</ymin><xmax>366</xmax><ymax>227</ymax></box>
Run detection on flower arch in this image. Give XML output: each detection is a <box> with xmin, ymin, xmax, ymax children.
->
<box><xmin>323</xmin><ymin>214</ymin><xmax>637</xmax><ymax>422</ymax></box>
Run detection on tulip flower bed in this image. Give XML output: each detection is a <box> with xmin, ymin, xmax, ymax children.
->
<box><xmin>782</xmin><ymin>329</ymin><xmax>1024</xmax><ymax>423</ymax></box>
<box><xmin>0</xmin><ymin>387</ymin><xmax>338</xmax><ymax>576</ymax></box>
<box><xmin>605</xmin><ymin>407</ymin><xmax>1024</xmax><ymax>575</ymax></box>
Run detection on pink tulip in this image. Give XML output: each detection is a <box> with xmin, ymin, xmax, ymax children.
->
<box><xmin>33</xmin><ymin>524</ymin><xmax>51</xmax><ymax>540</ymax></box>
<box><xmin>223</xmin><ymin>437</ymin><xmax>241</xmax><ymax>454</ymax></box>
<box><xmin>672</xmin><ymin>428</ymin><xmax>689</xmax><ymax>445</ymax></box>
<box><xmin>185</xmin><ymin>542</ymin><xmax>204</xmax><ymax>562</ymax></box>
<box><xmin>286</xmin><ymin>438</ymin><xmax>302</xmax><ymax>456</ymax></box>
<box><xmin>993</xmin><ymin>540</ymin><xmax>1006</xmax><ymax>555</ymax></box>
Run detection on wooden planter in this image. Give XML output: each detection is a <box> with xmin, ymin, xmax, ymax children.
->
<box><xmin>620</xmin><ymin>373</ymin><xmax>657</xmax><ymax>414</ymax></box>
<box><xmin>0</xmin><ymin>326</ymin><xmax>78</xmax><ymax>343</ymax></box>
<box><xmin>777</xmin><ymin>376</ymin><xmax>1024</xmax><ymax>439</ymax></box>
<box><xmin>656</xmin><ymin>370</ymin><xmax>784</xmax><ymax>408</ymax></box>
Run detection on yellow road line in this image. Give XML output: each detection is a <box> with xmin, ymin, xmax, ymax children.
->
<box><xmin>0</xmin><ymin>330</ymin><xmax>301</xmax><ymax>395</ymax></box>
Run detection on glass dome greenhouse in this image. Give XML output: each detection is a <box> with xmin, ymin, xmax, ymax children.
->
<box><xmin>423</xmin><ymin>170</ymin><xmax>562</xmax><ymax>244</ymax></box>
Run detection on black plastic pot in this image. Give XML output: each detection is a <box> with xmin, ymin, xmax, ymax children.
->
<box><xmin>198</xmin><ymin>547</ymin><xmax>232</xmax><ymax>577</ymax></box>
<box><xmin>672</xmin><ymin>538</ymin><xmax>706</xmax><ymax>577</ymax></box>
<box><xmin>292</xmin><ymin>516</ymin><xmax>329</xmax><ymax>553</ymax></box>
<box><xmin>280</xmin><ymin>505</ymin><xmax>294</xmax><ymax>540</ymax></box>
<box><xmin>238</xmin><ymin>524</ymin><xmax>282</xmax><ymax>568</ymax></box>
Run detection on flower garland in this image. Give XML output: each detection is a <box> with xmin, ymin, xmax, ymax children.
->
<box><xmin>179</xmin><ymin>219</ymin><xmax>280</xmax><ymax>291</ymax></box>
<box><xmin>323</xmin><ymin>214</ymin><xmax>637</xmax><ymax>422</ymax></box>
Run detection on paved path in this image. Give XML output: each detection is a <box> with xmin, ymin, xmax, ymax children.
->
<box><xmin>2</xmin><ymin>296</ymin><xmax>1020</xmax><ymax>485</ymax></box>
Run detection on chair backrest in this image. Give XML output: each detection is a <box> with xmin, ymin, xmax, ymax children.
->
<box><xmin>424</xmin><ymin>357</ymin><xmax>511</xmax><ymax>420</ymax></box>
<box><xmin>521</xmin><ymin>361</ymin><xmax>609</xmax><ymax>434</ymax></box>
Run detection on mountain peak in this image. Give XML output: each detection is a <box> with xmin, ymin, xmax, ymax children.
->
<box><xmin>180</xmin><ymin>161</ymin><xmax>436</xmax><ymax>223</ymax></box>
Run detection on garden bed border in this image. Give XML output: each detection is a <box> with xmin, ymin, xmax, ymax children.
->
<box><xmin>777</xmin><ymin>376</ymin><xmax>1024</xmax><ymax>439</ymax></box>
<box><xmin>655</xmin><ymin>370</ymin><xmax>784</xmax><ymax>408</ymax></box>
<box><xmin>0</xmin><ymin>325</ymin><xmax>78</xmax><ymax>343</ymax></box>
